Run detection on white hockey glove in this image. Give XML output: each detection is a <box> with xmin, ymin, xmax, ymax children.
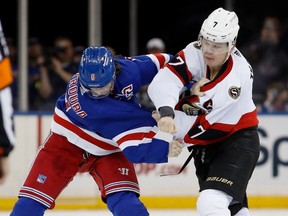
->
<box><xmin>168</xmin><ymin>140</ymin><xmax>183</xmax><ymax>157</ymax></box>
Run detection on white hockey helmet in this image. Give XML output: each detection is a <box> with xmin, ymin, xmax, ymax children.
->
<box><xmin>199</xmin><ymin>7</ymin><xmax>240</xmax><ymax>50</ymax></box>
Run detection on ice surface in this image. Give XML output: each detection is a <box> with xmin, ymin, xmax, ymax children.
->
<box><xmin>1</xmin><ymin>208</ymin><xmax>288</xmax><ymax>216</ymax></box>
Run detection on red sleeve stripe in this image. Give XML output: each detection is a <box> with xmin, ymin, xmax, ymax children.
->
<box><xmin>53</xmin><ymin>113</ymin><xmax>119</xmax><ymax>151</ymax></box>
<box><xmin>200</xmin><ymin>109</ymin><xmax>258</xmax><ymax>132</ymax></box>
<box><xmin>117</xmin><ymin>130</ymin><xmax>156</xmax><ymax>145</ymax></box>
<box><xmin>153</xmin><ymin>53</ymin><xmax>167</xmax><ymax>68</ymax></box>
<box><xmin>184</xmin><ymin>109</ymin><xmax>258</xmax><ymax>145</ymax></box>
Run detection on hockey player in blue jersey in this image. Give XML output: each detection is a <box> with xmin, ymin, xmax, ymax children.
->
<box><xmin>52</xmin><ymin>47</ymin><xmax>181</xmax><ymax>162</ymax></box>
<box><xmin>10</xmin><ymin>46</ymin><xmax>183</xmax><ymax>216</ymax></box>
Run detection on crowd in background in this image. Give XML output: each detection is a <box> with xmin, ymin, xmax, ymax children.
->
<box><xmin>6</xmin><ymin>16</ymin><xmax>288</xmax><ymax>113</ymax></box>
<box><xmin>7</xmin><ymin>36</ymin><xmax>82</xmax><ymax>111</ymax></box>
<box><xmin>240</xmin><ymin>16</ymin><xmax>288</xmax><ymax>113</ymax></box>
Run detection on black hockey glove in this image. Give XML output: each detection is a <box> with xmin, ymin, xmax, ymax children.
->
<box><xmin>177</xmin><ymin>95</ymin><xmax>208</xmax><ymax>116</ymax></box>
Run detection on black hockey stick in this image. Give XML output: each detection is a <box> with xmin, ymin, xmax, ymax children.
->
<box><xmin>160</xmin><ymin>148</ymin><xmax>194</xmax><ymax>176</ymax></box>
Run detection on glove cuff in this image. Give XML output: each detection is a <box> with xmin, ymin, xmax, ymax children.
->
<box><xmin>158</xmin><ymin>106</ymin><xmax>175</xmax><ymax>119</ymax></box>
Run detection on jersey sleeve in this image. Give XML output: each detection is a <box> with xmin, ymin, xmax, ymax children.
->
<box><xmin>113</xmin><ymin>126</ymin><xmax>173</xmax><ymax>163</ymax></box>
<box><xmin>129</xmin><ymin>53</ymin><xmax>173</xmax><ymax>86</ymax></box>
<box><xmin>148</xmin><ymin>43</ymin><xmax>200</xmax><ymax>111</ymax></box>
<box><xmin>147</xmin><ymin>58</ymin><xmax>185</xmax><ymax>110</ymax></box>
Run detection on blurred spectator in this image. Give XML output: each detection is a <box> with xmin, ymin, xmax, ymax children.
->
<box><xmin>7</xmin><ymin>36</ymin><xmax>79</xmax><ymax>111</ymax></box>
<box><xmin>51</xmin><ymin>36</ymin><xmax>77</xmax><ymax>82</ymax></box>
<box><xmin>241</xmin><ymin>16</ymin><xmax>288</xmax><ymax>108</ymax></box>
<box><xmin>73</xmin><ymin>45</ymin><xmax>85</xmax><ymax>64</ymax></box>
<box><xmin>6</xmin><ymin>38</ymin><xmax>18</xmax><ymax>69</ymax></box>
<box><xmin>27</xmin><ymin>38</ymin><xmax>46</xmax><ymax>110</ymax></box>
<box><xmin>38</xmin><ymin>36</ymin><xmax>78</xmax><ymax>111</ymax></box>
<box><xmin>260</xmin><ymin>82</ymin><xmax>288</xmax><ymax>113</ymax></box>
<box><xmin>146</xmin><ymin>37</ymin><xmax>166</xmax><ymax>54</ymax></box>
<box><xmin>9</xmin><ymin>37</ymin><xmax>53</xmax><ymax>111</ymax></box>
<box><xmin>137</xmin><ymin>37</ymin><xmax>167</xmax><ymax>110</ymax></box>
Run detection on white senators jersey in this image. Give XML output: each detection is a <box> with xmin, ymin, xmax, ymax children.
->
<box><xmin>148</xmin><ymin>41</ymin><xmax>258</xmax><ymax>145</ymax></box>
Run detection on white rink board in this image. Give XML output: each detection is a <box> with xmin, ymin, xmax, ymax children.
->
<box><xmin>0</xmin><ymin>114</ymin><xmax>288</xmax><ymax>198</ymax></box>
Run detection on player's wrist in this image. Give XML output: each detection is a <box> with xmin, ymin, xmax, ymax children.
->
<box><xmin>158</xmin><ymin>106</ymin><xmax>175</xmax><ymax>119</ymax></box>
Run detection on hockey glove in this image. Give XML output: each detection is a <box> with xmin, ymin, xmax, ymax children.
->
<box><xmin>157</xmin><ymin>106</ymin><xmax>177</xmax><ymax>134</ymax></box>
<box><xmin>180</xmin><ymin>95</ymin><xmax>208</xmax><ymax>116</ymax></box>
<box><xmin>168</xmin><ymin>140</ymin><xmax>183</xmax><ymax>157</ymax></box>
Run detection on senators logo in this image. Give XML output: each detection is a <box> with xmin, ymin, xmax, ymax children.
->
<box><xmin>228</xmin><ymin>86</ymin><xmax>241</xmax><ymax>99</ymax></box>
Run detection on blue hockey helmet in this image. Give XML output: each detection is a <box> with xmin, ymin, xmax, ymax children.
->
<box><xmin>78</xmin><ymin>46</ymin><xmax>115</xmax><ymax>89</ymax></box>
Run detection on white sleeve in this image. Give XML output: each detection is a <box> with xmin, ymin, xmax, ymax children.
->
<box><xmin>147</xmin><ymin>67</ymin><xmax>184</xmax><ymax>110</ymax></box>
<box><xmin>173</xmin><ymin>110</ymin><xmax>197</xmax><ymax>140</ymax></box>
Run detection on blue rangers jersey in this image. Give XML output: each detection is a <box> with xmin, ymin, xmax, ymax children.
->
<box><xmin>51</xmin><ymin>53</ymin><xmax>173</xmax><ymax>163</ymax></box>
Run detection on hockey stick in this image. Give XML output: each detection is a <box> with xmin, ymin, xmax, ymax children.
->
<box><xmin>160</xmin><ymin>148</ymin><xmax>194</xmax><ymax>176</ymax></box>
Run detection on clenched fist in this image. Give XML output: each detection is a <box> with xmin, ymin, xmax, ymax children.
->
<box><xmin>191</xmin><ymin>77</ymin><xmax>210</xmax><ymax>96</ymax></box>
<box><xmin>158</xmin><ymin>116</ymin><xmax>177</xmax><ymax>134</ymax></box>
<box><xmin>168</xmin><ymin>140</ymin><xmax>183</xmax><ymax>157</ymax></box>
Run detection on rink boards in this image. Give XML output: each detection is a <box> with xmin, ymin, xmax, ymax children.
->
<box><xmin>0</xmin><ymin>113</ymin><xmax>287</xmax><ymax>210</ymax></box>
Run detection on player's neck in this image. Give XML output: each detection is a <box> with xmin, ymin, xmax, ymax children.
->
<box><xmin>209</xmin><ymin>67</ymin><xmax>220</xmax><ymax>80</ymax></box>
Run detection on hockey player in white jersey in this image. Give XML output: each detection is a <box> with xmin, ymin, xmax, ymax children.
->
<box><xmin>10</xmin><ymin>47</ymin><xmax>183</xmax><ymax>216</ymax></box>
<box><xmin>148</xmin><ymin>7</ymin><xmax>260</xmax><ymax>216</ymax></box>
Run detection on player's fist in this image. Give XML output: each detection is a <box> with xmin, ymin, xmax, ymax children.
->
<box><xmin>191</xmin><ymin>78</ymin><xmax>210</xmax><ymax>96</ymax></box>
<box><xmin>158</xmin><ymin>116</ymin><xmax>177</xmax><ymax>134</ymax></box>
<box><xmin>168</xmin><ymin>140</ymin><xmax>183</xmax><ymax>157</ymax></box>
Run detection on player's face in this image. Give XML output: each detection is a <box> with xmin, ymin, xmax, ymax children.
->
<box><xmin>90</xmin><ymin>80</ymin><xmax>114</xmax><ymax>98</ymax></box>
<box><xmin>201</xmin><ymin>38</ymin><xmax>229</xmax><ymax>67</ymax></box>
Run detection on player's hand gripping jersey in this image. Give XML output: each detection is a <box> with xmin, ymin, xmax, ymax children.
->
<box><xmin>148</xmin><ymin>42</ymin><xmax>259</xmax><ymax>145</ymax></box>
<box><xmin>51</xmin><ymin>53</ymin><xmax>174</xmax><ymax>163</ymax></box>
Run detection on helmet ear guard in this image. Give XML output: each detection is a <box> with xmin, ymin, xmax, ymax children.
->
<box><xmin>199</xmin><ymin>7</ymin><xmax>240</xmax><ymax>51</ymax></box>
<box><xmin>78</xmin><ymin>46</ymin><xmax>115</xmax><ymax>89</ymax></box>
